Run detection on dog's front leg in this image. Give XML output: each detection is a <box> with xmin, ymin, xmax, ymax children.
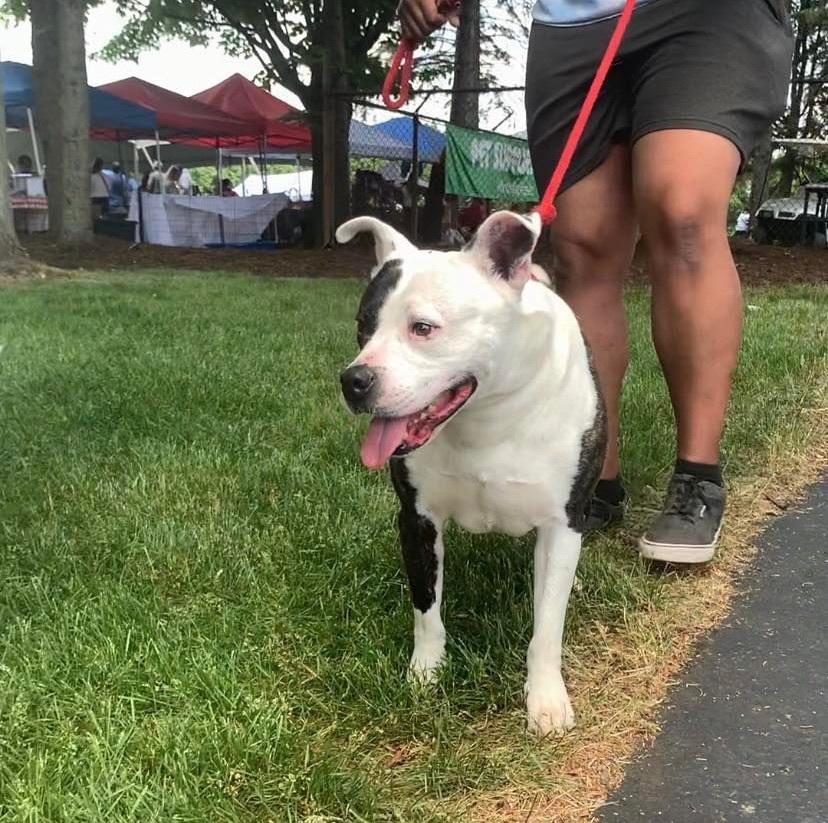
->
<box><xmin>390</xmin><ymin>459</ymin><xmax>446</xmax><ymax>682</ymax></box>
<box><xmin>398</xmin><ymin>506</ymin><xmax>446</xmax><ymax>683</ymax></box>
<box><xmin>526</xmin><ymin>520</ymin><xmax>581</xmax><ymax>736</ymax></box>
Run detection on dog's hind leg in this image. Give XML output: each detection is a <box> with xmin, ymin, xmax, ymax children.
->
<box><xmin>526</xmin><ymin>520</ymin><xmax>581</xmax><ymax>736</ymax></box>
<box><xmin>390</xmin><ymin>459</ymin><xmax>446</xmax><ymax>682</ymax></box>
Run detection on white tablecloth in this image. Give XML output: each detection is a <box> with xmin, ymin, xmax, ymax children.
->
<box><xmin>128</xmin><ymin>193</ymin><xmax>289</xmax><ymax>247</ymax></box>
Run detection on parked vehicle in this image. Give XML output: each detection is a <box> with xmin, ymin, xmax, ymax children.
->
<box><xmin>754</xmin><ymin>184</ymin><xmax>827</xmax><ymax>247</ymax></box>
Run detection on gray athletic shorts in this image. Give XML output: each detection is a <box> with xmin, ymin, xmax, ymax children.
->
<box><xmin>525</xmin><ymin>0</ymin><xmax>794</xmax><ymax>193</ymax></box>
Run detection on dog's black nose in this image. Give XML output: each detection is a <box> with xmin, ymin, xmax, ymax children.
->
<box><xmin>340</xmin><ymin>364</ymin><xmax>377</xmax><ymax>408</ymax></box>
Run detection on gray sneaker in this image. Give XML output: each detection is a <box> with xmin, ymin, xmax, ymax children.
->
<box><xmin>638</xmin><ymin>474</ymin><xmax>725</xmax><ymax>564</ymax></box>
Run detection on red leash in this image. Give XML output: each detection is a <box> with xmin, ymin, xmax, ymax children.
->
<box><xmin>381</xmin><ymin>0</ymin><xmax>637</xmax><ymax>223</ymax></box>
<box><xmin>381</xmin><ymin>38</ymin><xmax>416</xmax><ymax>111</ymax></box>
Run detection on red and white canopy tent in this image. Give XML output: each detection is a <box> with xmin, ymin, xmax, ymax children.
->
<box><xmin>98</xmin><ymin>77</ymin><xmax>252</xmax><ymax>142</ymax></box>
<box><xmin>97</xmin><ymin>75</ymin><xmax>312</xmax><ymax>190</ymax></box>
<box><xmin>191</xmin><ymin>74</ymin><xmax>311</xmax><ymax>192</ymax></box>
<box><xmin>192</xmin><ymin>73</ymin><xmax>310</xmax><ymax>151</ymax></box>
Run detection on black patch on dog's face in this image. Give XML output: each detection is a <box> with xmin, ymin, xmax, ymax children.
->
<box><xmin>355</xmin><ymin>259</ymin><xmax>403</xmax><ymax>348</ymax></box>
<box><xmin>565</xmin><ymin>335</ymin><xmax>608</xmax><ymax>532</ymax></box>
<box><xmin>390</xmin><ymin>457</ymin><xmax>439</xmax><ymax>613</ymax></box>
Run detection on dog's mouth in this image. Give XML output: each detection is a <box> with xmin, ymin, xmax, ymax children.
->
<box><xmin>360</xmin><ymin>378</ymin><xmax>477</xmax><ymax>469</ymax></box>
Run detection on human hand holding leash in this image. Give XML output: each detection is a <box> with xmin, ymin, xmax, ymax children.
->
<box><xmin>397</xmin><ymin>0</ymin><xmax>460</xmax><ymax>42</ymax></box>
<box><xmin>384</xmin><ymin>0</ymin><xmax>460</xmax><ymax>108</ymax></box>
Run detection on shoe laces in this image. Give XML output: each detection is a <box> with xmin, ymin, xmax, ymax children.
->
<box><xmin>664</xmin><ymin>476</ymin><xmax>707</xmax><ymax>522</ymax></box>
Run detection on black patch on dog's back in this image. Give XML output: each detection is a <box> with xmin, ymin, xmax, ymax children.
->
<box><xmin>356</xmin><ymin>259</ymin><xmax>403</xmax><ymax>348</ymax></box>
<box><xmin>390</xmin><ymin>457</ymin><xmax>439</xmax><ymax>613</ymax></box>
<box><xmin>565</xmin><ymin>336</ymin><xmax>608</xmax><ymax>533</ymax></box>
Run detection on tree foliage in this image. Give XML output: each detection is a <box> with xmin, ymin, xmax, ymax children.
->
<box><xmin>774</xmin><ymin>0</ymin><xmax>828</xmax><ymax>193</ymax></box>
<box><xmin>98</xmin><ymin>0</ymin><xmax>400</xmax><ymax>110</ymax></box>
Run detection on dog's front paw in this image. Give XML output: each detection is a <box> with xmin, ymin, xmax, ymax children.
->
<box><xmin>525</xmin><ymin>675</ymin><xmax>575</xmax><ymax>737</ymax></box>
<box><xmin>409</xmin><ymin>642</ymin><xmax>445</xmax><ymax>684</ymax></box>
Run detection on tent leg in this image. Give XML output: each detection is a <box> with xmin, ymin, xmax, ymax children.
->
<box><xmin>409</xmin><ymin>115</ymin><xmax>419</xmax><ymax>242</ymax></box>
<box><xmin>26</xmin><ymin>108</ymin><xmax>43</xmax><ymax>176</ymax></box>
<box><xmin>137</xmin><ymin>189</ymin><xmax>144</xmax><ymax>244</ymax></box>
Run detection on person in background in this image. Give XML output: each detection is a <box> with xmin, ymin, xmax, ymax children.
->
<box><xmin>127</xmin><ymin>171</ymin><xmax>140</xmax><ymax>196</ymax></box>
<box><xmin>178</xmin><ymin>167</ymin><xmax>193</xmax><ymax>196</ymax></box>
<box><xmin>108</xmin><ymin>162</ymin><xmax>129</xmax><ymax>212</ymax></box>
<box><xmin>90</xmin><ymin>157</ymin><xmax>110</xmax><ymax>218</ymax></box>
<box><xmin>458</xmin><ymin>196</ymin><xmax>487</xmax><ymax>239</ymax></box>
<box><xmin>164</xmin><ymin>165</ymin><xmax>182</xmax><ymax>193</ymax></box>
<box><xmin>16</xmin><ymin>155</ymin><xmax>33</xmax><ymax>175</ymax></box>
<box><xmin>147</xmin><ymin>162</ymin><xmax>165</xmax><ymax>194</ymax></box>
<box><xmin>734</xmin><ymin>210</ymin><xmax>750</xmax><ymax>237</ymax></box>
<box><xmin>220</xmin><ymin>178</ymin><xmax>238</xmax><ymax>197</ymax></box>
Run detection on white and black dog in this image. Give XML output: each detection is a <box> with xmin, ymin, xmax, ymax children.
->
<box><xmin>337</xmin><ymin>210</ymin><xmax>606</xmax><ymax>735</ymax></box>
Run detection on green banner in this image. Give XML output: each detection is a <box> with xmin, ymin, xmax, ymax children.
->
<box><xmin>445</xmin><ymin>124</ymin><xmax>539</xmax><ymax>203</ymax></box>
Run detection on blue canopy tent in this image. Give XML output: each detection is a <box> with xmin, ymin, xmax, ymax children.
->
<box><xmin>374</xmin><ymin>117</ymin><xmax>446</xmax><ymax>164</ymax></box>
<box><xmin>349</xmin><ymin>119</ymin><xmax>413</xmax><ymax>160</ymax></box>
<box><xmin>2</xmin><ymin>62</ymin><xmax>157</xmax><ymax>139</ymax></box>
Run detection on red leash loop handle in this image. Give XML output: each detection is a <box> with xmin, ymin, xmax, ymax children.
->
<box><xmin>533</xmin><ymin>0</ymin><xmax>636</xmax><ymax>225</ymax></box>
<box><xmin>382</xmin><ymin>37</ymin><xmax>416</xmax><ymax>110</ymax></box>
<box><xmin>382</xmin><ymin>1</ymin><xmax>459</xmax><ymax>110</ymax></box>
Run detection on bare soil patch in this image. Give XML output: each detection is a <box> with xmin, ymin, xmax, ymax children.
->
<box><xmin>16</xmin><ymin>234</ymin><xmax>828</xmax><ymax>286</ymax></box>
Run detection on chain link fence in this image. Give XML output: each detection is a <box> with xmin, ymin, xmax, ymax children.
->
<box><xmin>348</xmin><ymin>100</ymin><xmax>538</xmax><ymax>246</ymax></box>
<box><xmin>348</xmin><ymin>108</ymin><xmax>828</xmax><ymax>253</ymax></box>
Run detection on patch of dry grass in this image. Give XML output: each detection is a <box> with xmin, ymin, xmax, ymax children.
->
<box><xmin>452</xmin><ymin>390</ymin><xmax>828</xmax><ymax>823</ymax></box>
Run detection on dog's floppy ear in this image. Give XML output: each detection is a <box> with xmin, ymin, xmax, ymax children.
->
<box><xmin>336</xmin><ymin>216</ymin><xmax>415</xmax><ymax>276</ymax></box>
<box><xmin>465</xmin><ymin>210</ymin><xmax>542</xmax><ymax>291</ymax></box>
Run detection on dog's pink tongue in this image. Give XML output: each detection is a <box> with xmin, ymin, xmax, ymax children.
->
<box><xmin>361</xmin><ymin>416</ymin><xmax>409</xmax><ymax>469</ymax></box>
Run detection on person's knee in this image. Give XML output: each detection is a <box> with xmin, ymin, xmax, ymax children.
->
<box><xmin>640</xmin><ymin>188</ymin><xmax>728</xmax><ymax>276</ymax></box>
<box><xmin>551</xmin><ymin>223</ymin><xmax>634</xmax><ymax>290</ymax></box>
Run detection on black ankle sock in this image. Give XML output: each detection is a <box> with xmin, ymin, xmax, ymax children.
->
<box><xmin>675</xmin><ymin>459</ymin><xmax>723</xmax><ymax>486</ymax></box>
<box><xmin>595</xmin><ymin>476</ymin><xmax>626</xmax><ymax>505</ymax></box>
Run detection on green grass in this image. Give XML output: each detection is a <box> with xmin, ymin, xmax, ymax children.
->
<box><xmin>0</xmin><ymin>272</ymin><xmax>825</xmax><ymax>822</ymax></box>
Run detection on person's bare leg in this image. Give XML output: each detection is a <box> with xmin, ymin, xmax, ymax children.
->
<box><xmin>551</xmin><ymin>144</ymin><xmax>638</xmax><ymax>479</ymax></box>
<box><xmin>633</xmin><ymin>130</ymin><xmax>742</xmax><ymax>464</ymax></box>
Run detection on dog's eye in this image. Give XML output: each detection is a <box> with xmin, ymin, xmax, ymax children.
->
<box><xmin>411</xmin><ymin>321</ymin><xmax>434</xmax><ymax>337</ymax></box>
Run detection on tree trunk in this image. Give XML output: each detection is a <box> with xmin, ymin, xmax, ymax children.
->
<box><xmin>450</xmin><ymin>0</ymin><xmax>480</xmax><ymax>129</ymax></box>
<box><xmin>55</xmin><ymin>0</ymin><xmax>93</xmax><ymax>243</ymax></box>
<box><xmin>780</xmin><ymin>1</ymin><xmax>808</xmax><ymax>196</ymax></box>
<box><xmin>422</xmin><ymin>154</ymin><xmax>445</xmax><ymax>244</ymax></box>
<box><xmin>749</xmin><ymin>128</ymin><xmax>773</xmax><ymax>229</ymax></box>
<box><xmin>0</xmin><ymin>48</ymin><xmax>26</xmax><ymax>268</ymax></box>
<box><xmin>312</xmin><ymin>0</ymin><xmax>352</xmax><ymax>247</ymax></box>
<box><xmin>443</xmin><ymin>0</ymin><xmax>481</xmax><ymax>241</ymax></box>
<box><xmin>31</xmin><ymin>0</ymin><xmax>92</xmax><ymax>244</ymax></box>
<box><xmin>30</xmin><ymin>0</ymin><xmax>58</xmax><ymax>201</ymax></box>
